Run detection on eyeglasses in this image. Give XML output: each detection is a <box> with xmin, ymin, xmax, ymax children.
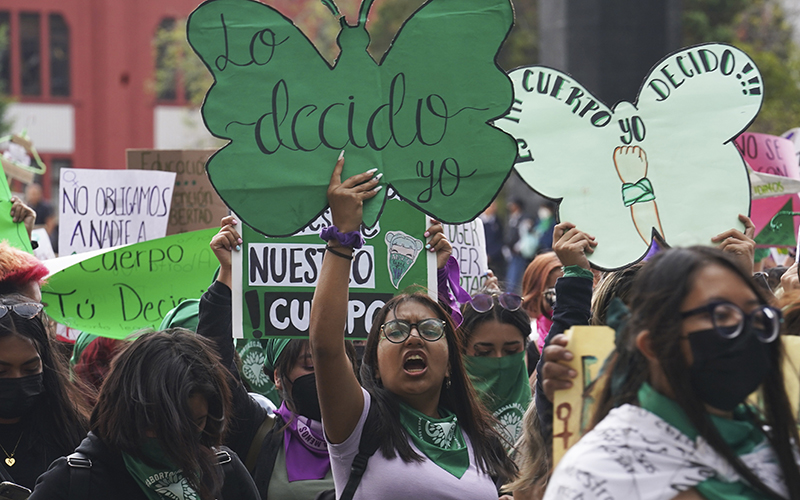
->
<box><xmin>0</xmin><ymin>303</ymin><xmax>43</xmax><ymax>320</ymax></box>
<box><xmin>381</xmin><ymin>318</ymin><xmax>446</xmax><ymax>343</ymax></box>
<box><xmin>469</xmin><ymin>293</ymin><xmax>523</xmax><ymax>314</ymax></box>
<box><xmin>680</xmin><ymin>301</ymin><xmax>781</xmax><ymax>343</ymax></box>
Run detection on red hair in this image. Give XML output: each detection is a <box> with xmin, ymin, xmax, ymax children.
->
<box><xmin>0</xmin><ymin>242</ymin><xmax>48</xmax><ymax>292</ymax></box>
<box><xmin>521</xmin><ymin>252</ymin><xmax>561</xmax><ymax>319</ymax></box>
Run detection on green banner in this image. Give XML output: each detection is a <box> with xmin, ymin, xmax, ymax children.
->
<box><xmin>187</xmin><ymin>0</ymin><xmax>516</xmax><ymax>237</ymax></box>
<box><xmin>0</xmin><ymin>166</ymin><xmax>32</xmax><ymax>253</ymax></box>
<box><xmin>235</xmin><ymin>198</ymin><xmax>433</xmax><ymax>339</ymax></box>
<box><xmin>42</xmin><ymin>228</ymin><xmax>218</xmax><ymax>339</ymax></box>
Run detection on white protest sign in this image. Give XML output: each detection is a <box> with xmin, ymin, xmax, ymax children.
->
<box><xmin>444</xmin><ymin>219</ymin><xmax>489</xmax><ymax>295</ymax></box>
<box><xmin>59</xmin><ymin>169</ymin><xmax>176</xmax><ymax>255</ymax></box>
<box><xmin>31</xmin><ymin>228</ymin><xmax>55</xmax><ymax>261</ymax></box>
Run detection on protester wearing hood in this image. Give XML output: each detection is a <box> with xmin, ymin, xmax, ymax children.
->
<box><xmin>200</xmin><ymin>216</ymin><xmax>358</xmax><ymax>500</ymax></box>
<box><xmin>459</xmin><ymin>289</ymin><xmax>532</xmax><ymax>450</ymax></box>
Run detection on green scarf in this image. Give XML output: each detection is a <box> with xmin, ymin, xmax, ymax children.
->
<box><xmin>122</xmin><ymin>439</ymin><xmax>201</xmax><ymax>500</ymax></box>
<box><xmin>464</xmin><ymin>351</ymin><xmax>531</xmax><ymax>447</ymax></box>
<box><xmin>638</xmin><ymin>383</ymin><xmax>774</xmax><ymax>500</ymax></box>
<box><xmin>397</xmin><ymin>403</ymin><xmax>470</xmax><ymax>478</ymax></box>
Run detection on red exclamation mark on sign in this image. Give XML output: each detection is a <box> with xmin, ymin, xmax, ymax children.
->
<box><xmin>245</xmin><ymin>290</ymin><xmax>263</xmax><ymax>338</ymax></box>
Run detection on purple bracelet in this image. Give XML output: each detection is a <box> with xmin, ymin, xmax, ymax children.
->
<box><xmin>320</xmin><ymin>225</ymin><xmax>364</xmax><ymax>249</ymax></box>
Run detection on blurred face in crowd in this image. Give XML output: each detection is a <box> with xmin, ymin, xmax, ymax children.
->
<box><xmin>466</xmin><ymin>320</ymin><xmax>525</xmax><ymax>358</ymax></box>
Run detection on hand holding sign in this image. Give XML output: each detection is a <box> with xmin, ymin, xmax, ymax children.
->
<box><xmin>187</xmin><ymin>0</ymin><xmax>517</xmax><ymax>237</ymax></box>
<box><xmin>497</xmin><ymin>43</ymin><xmax>762</xmax><ymax>270</ymax></box>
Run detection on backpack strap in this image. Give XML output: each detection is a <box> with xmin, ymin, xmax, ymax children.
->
<box><xmin>251</xmin><ymin>418</ymin><xmax>284</xmax><ymax>500</ymax></box>
<box><xmin>337</xmin><ymin>401</ymin><xmax>381</xmax><ymax>500</ymax></box>
<box><xmin>67</xmin><ymin>452</ymin><xmax>92</xmax><ymax>500</ymax></box>
<box><xmin>0</xmin><ymin>460</ymin><xmax>14</xmax><ymax>483</ymax></box>
<box><xmin>245</xmin><ymin>412</ymin><xmax>276</xmax><ymax>473</ymax></box>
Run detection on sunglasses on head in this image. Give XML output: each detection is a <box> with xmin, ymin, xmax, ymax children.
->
<box><xmin>381</xmin><ymin>318</ymin><xmax>446</xmax><ymax>343</ymax></box>
<box><xmin>468</xmin><ymin>293</ymin><xmax>523</xmax><ymax>314</ymax></box>
<box><xmin>0</xmin><ymin>303</ymin><xmax>43</xmax><ymax>320</ymax></box>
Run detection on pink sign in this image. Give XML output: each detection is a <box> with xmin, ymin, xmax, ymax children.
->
<box><xmin>734</xmin><ymin>132</ymin><xmax>799</xmax><ymax>247</ymax></box>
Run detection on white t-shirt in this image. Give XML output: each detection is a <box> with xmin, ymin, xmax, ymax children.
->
<box><xmin>327</xmin><ymin>388</ymin><xmax>499</xmax><ymax>500</ymax></box>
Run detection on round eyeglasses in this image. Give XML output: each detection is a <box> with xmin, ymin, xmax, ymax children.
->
<box><xmin>0</xmin><ymin>303</ymin><xmax>43</xmax><ymax>320</ymax></box>
<box><xmin>680</xmin><ymin>300</ymin><xmax>782</xmax><ymax>343</ymax></box>
<box><xmin>469</xmin><ymin>293</ymin><xmax>523</xmax><ymax>314</ymax></box>
<box><xmin>381</xmin><ymin>318</ymin><xmax>446</xmax><ymax>343</ymax></box>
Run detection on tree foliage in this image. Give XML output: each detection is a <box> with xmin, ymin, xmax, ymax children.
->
<box><xmin>684</xmin><ymin>0</ymin><xmax>800</xmax><ymax>135</ymax></box>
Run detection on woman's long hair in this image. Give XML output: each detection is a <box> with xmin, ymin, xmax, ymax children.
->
<box><xmin>360</xmin><ymin>293</ymin><xmax>517</xmax><ymax>483</ymax></box>
<box><xmin>0</xmin><ymin>294</ymin><xmax>89</xmax><ymax>451</ymax></box>
<box><xmin>591</xmin><ymin>247</ymin><xmax>800</xmax><ymax>500</ymax></box>
<box><xmin>521</xmin><ymin>252</ymin><xmax>561</xmax><ymax>319</ymax></box>
<box><xmin>91</xmin><ymin>329</ymin><xmax>232</xmax><ymax>500</ymax></box>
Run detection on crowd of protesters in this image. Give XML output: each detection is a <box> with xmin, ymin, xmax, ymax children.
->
<box><xmin>0</xmin><ymin>156</ymin><xmax>798</xmax><ymax>500</ymax></box>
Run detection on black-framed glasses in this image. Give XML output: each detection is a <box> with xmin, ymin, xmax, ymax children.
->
<box><xmin>381</xmin><ymin>318</ymin><xmax>446</xmax><ymax>343</ymax></box>
<box><xmin>469</xmin><ymin>293</ymin><xmax>523</xmax><ymax>314</ymax></box>
<box><xmin>681</xmin><ymin>300</ymin><xmax>781</xmax><ymax>343</ymax></box>
<box><xmin>0</xmin><ymin>303</ymin><xmax>43</xmax><ymax>320</ymax></box>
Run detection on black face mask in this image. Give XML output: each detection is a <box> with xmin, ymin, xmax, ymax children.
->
<box><xmin>0</xmin><ymin>373</ymin><xmax>44</xmax><ymax>419</ymax></box>
<box><xmin>687</xmin><ymin>327</ymin><xmax>772</xmax><ymax>412</ymax></box>
<box><xmin>291</xmin><ymin>373</ymin><xmax>321</xmax><ymax>422</ymax></box>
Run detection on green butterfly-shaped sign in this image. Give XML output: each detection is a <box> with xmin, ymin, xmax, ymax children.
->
<box><xmin>497</xmin><ymin>43</ymin><xmax>762</xmax><ymax>270</ymax></box>
<box><xmin>187</xmin><ymin>0</ymin><xmax>517</xmax><ymax>237</ymax></box>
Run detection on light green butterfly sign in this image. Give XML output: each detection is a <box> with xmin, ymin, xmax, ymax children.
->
<box><xmin>187</xmin><ymin>0</ymin><xmax>517</xmax><ymax>237</ymax></box>
<box><xmin>497</xmin><ymin>43</ymin><xmax>762</xmax><ymax>270</ymax></box>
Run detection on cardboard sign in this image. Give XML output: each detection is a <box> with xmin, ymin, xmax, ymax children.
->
<box><xmin>125</xmin><ymin>149</ymin><xmax>230</xmax><ymax>235</ymax></box>
<box><xmin>232</xmin><ymin>198</ymin><xmax>435</xmax><ymax>339</ymax></box>
<box><xmin>497</xmin><ymin>44</ymin><xmax>762</xmax><ymax>270</ymax></box>
<box><xmin>58</xmin><ymin>168</ymin><xmax>176</xmax><ymax>255</ymax></box>
<box><xmin>552</xmin><ymin>326</ymin><xmax>615</xmax><ymax>465</ymax></box>
<box><xmin>734</xmin><ymin>132</ymin><xmax>800</xmax><ymax>247</ymax></box>
<box><xmin>186</xmin><ymin>0</ymin><xmax>517</xmax><ymax>237</ymax></box>
<box><xmin>444</xmin><ymin>219</ymin><xmax>489</xmax><ymax>295</ymax></box>
<box><xmin>42</xmin><ymin>228</ymin><xmax>218</xmax><ymax>339</ymax></box>
<box><xmin>552</xmin><ymin>328</ymin><xmax>800</xmax><ymax>466</ymax></box>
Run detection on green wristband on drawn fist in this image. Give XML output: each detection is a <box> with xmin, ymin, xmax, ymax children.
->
<box><xmin>187</xmin><ymin>0</ymin><xmax>517</xmax><ymax>237</ymax></box>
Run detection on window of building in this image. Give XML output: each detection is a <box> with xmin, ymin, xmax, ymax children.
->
<box><xmin>49</xmin><ymin>14</ymin><xmax>69</xmax><ymax>97</ymax></box>
<box><xmin>20</xmin><ymin>12</ymin><xmax>41</xmax><ymax>96</ymax></box>
<box><xmin>0</xmin><ymin>12</ymin><xmax>10</xmax><ymax>93</ymax></box>
<box><xmin>155</xmin><ymin>17</ymin><xmax>178</xmax><ymax>101</ymax></box>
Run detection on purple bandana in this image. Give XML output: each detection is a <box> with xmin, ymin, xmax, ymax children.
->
<box><xmin>274</xmin><ymin>403</ymin><xmax>331</xmax><ymax>482</ymax></box>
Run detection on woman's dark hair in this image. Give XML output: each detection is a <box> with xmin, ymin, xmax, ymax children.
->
<box><xmin>459</xmin><ymin>292</ymin><xmax>532</xmax><ymax>354</ymax></box>
<box><xmin>360</xmin><ymin>293</ymin><xmax>517</xmax><ymax>483</ymax></box>
<box><xmin>591</xmin><ymin>247</ymin><xmax>800</xmax><ymax>500</ymax></box>
<box><xmin>0</xmin><ymin>294</ymin><xmax>89</xmax><ymax>451</ymax></box>
<box><xmin>521</xmin><ymin>252</ymin><xmax>561</xmax><ymax>319</ymax></box>
<box><xmin>91</xmin><ymin>329</ymin><xmax>232</xmax><ymax>500</ymax></box>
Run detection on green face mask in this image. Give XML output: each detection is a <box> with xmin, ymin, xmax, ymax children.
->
<box><xmin>464</xmin><ymin>351</ymin><xmax>531</xmax><ymax>447</ymax></box>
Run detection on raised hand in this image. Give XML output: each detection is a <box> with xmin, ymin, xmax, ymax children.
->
<box><xmin>552</xmin><ymin>222</ymin><xmax>597</xmax><ymax>270</ymax></box>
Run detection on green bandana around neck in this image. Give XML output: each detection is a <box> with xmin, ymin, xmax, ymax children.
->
<box><xmin>397</xmin><ymin>403</ymin><xmax>469</xmax><ymax>478</ymax></box>
<box><xmin>122</xmin><ymin>439</ymin><xmax>201</xmax><ymax>500</ymax></box>
<box><xmin>464</xmin><ymin>351</ymin><xmax>531</xmax><ymax>447</ymax></box>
